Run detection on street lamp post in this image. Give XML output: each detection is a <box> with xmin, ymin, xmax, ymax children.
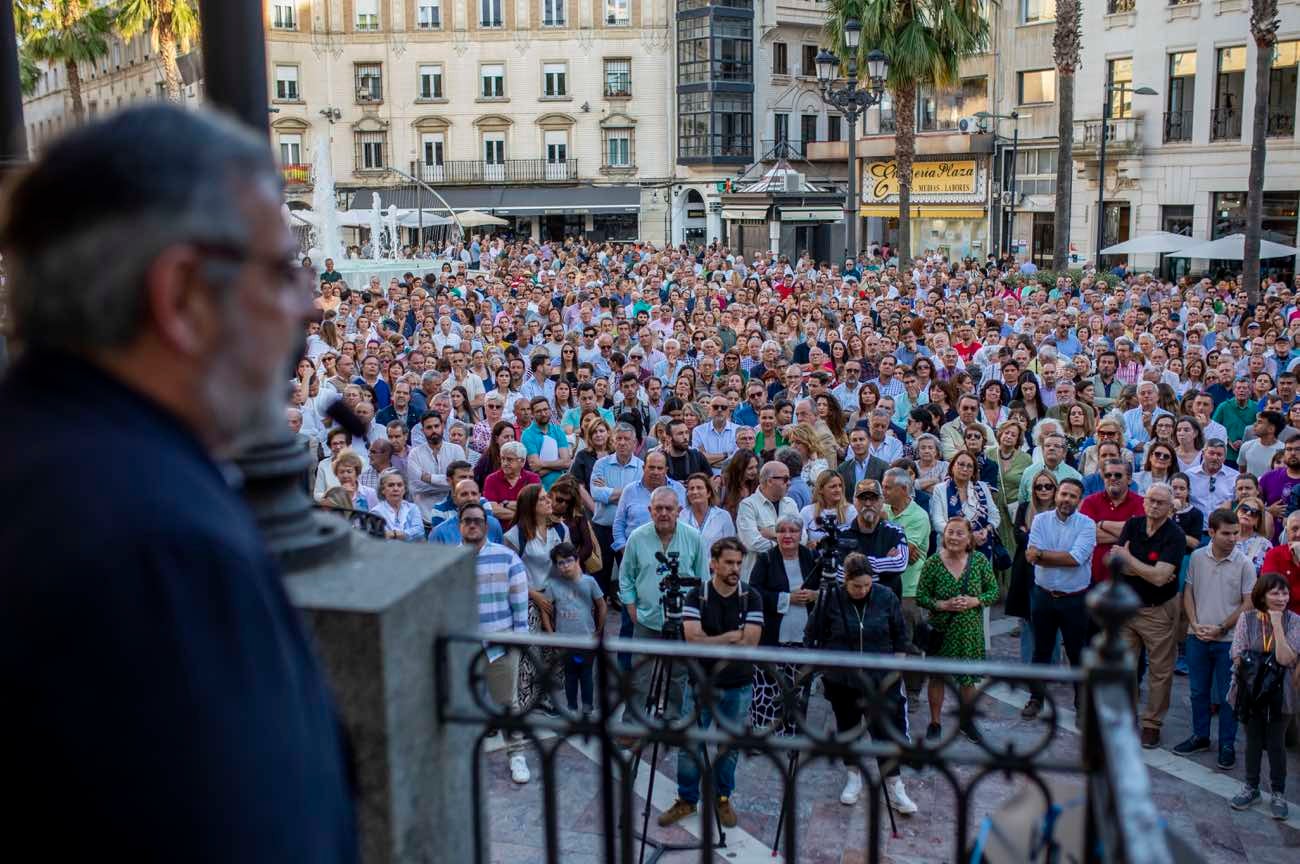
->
<box><xmin>815</xmin><ymin>19</ymin><xmax>889</xmax><ymax>262</ymax></box>
<box><xmin>1095</xmin><ymin>82</ymin><xmax>1157</xmax><ymax>270</ymax></box>
<box><xmin>975</xmin><ymin>110</ymin><xmax>1026</xmax><ymax>258</ymax></box>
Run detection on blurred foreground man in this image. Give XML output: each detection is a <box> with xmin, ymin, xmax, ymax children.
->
<box><xmin>0</xmin><ymin>107</ymin><xmax>359</xmax><ymax>861</ymax></box>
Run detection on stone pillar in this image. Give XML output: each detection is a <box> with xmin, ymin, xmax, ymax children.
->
<box><xmin>284</xmin><ymin>535</ymin><xmax>478</xmax><ymax>864</ymax></box>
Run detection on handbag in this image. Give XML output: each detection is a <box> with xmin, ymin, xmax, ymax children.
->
<box><xmin>1234</xmin><ymin>616</ymin><xmax>1288</xmax><ymax>724</ymax></box>
<box><xmin>581</xmin><ymin>519</ymin><xmax>603</xmax><ymax>574</ymax></box>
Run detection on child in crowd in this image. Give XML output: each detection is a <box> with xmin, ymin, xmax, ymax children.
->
<box><xmin>546</xmin><ymin>542</ymin><xmax>607</xmax><ymax>714</ymax></box>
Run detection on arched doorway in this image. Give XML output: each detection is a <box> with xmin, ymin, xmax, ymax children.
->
<box><xmin>681</xmin><ymin>188</ymin><xmax>707</xmax><ymax>247</ymax></box>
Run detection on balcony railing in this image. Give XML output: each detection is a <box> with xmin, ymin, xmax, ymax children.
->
<box><xmin>1211</xmin><ymin>106</ymin><xmax>1242</xmax><ymax>141</ymax></box>
<box><xmin>435</xmin><ymin>578</ymin><xmax>1193</xmax><ymax>864</ymax></box>
<box><xmin>1268</xmin><ymin>110</ymin><xmax>1296</xmax><ymax>137</ymax></box>
<box><xmin>761</xmin><ymin>138</ymin><xmax>809</xmax><ymax>159</ymax></box>
<box><xmin>678</xmin><ymin>133</ymin><xmax>753</xmax><ymax>161</ymax></box>
<box><xmin>410</xmin><ymin>158</ymin><xmax>578</xmax><ymax>184</ymax></box>
<box><xmin>1071</xmin><ymin>115</ymin><xmax>1142</xmax><ymax>157</ymax></box>
<box><xmin>281</xmin><ymin>163</ymin><xmax>312</xmax><ymax>187</ymax></box>
<box><xmin>1163</xmin><ymin>110</ymin><xmax>1194</xmax><ymax>142</ymax></box>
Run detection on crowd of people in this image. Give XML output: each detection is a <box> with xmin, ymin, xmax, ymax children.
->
<box><xmin>293</xmin><ymin>237</ymin><xmax>1300</xmax><ymax>823</ymax></box>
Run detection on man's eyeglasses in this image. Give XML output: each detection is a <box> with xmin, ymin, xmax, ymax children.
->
<box><xmin>1102</xmin><ymin>472</ymin><xmax>1125</xmax><ymax>480</ymax></box>
<box><xmin>460</xmin><ymin>516</ymin><xmax>487</xmax><ymax>526</ymax></box>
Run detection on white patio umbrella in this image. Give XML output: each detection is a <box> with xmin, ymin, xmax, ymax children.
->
<box><xmin>455</xmin><ymin>209</ymin><xmax>509</xmax><ymax>227</ymax></box>
<box><xmin>1098</xmin><ymin>231</ymin><xmax>1196</xmax><ymax>255</ymax></box>
<box><xmin>1166</xmin><ymin>233</ymin><xmax>1299</xmax><ymax>259</ymax></box>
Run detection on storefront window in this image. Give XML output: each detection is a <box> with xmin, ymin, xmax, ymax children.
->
<box><xmin>1161</xmin><ymin>205</ymin><xmax>1193</xmax><ymax>280</ymax></box>
<box><xmin>1211</xmin><ymin>191</ymin><xmax>1298</xmax><ymax>278</ymax></box>
<box><xmin>592</xmin><ymin>213</ymin><xmax>637</xmax><ymax>242</ymax></box>
<box><xmin>1031</xmin><ymin>212</ymin><xmax>1054</xmax><ymax>268</ymax></box>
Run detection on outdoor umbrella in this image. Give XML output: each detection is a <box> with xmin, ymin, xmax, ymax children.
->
<box><xmin>1098</xmin><ymin>231</ymin><xmax>1196</xmax><ymax>255</ymax></box>
<box><xmin>1165</xmin><ymin>233</ymin><xmax>1299</xmax><ymax>259</ymax></box>
<box><xmin>455</xmin><ymin>209</ymin><xmax>509</xmax><ymax>227</ymax></box>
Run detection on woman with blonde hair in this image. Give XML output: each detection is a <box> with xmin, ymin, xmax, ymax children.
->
<box><xmin>1234</xmin><ymin>497</ymin><xmax>1273</xmax><ymax>569</ymax></box>
<box><xmin>787</xmin><ymin>422</ymin><xmax>834</xmax><ymax>485</ymax></box>
<box><xmin>802</xmin><ymin>471</ymin><xmax>857</xmax><ymax>545</ymax></box>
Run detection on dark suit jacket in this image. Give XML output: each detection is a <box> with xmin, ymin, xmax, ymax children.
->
<box><xmin>749</xmin><ymin>545</ymin><xmax>819</xmax><ymax>646</ymax></box>
<box><xmin>835</xmin><ymin>455</ymin><xmax>889</xmax><ymax>493</ymax></box>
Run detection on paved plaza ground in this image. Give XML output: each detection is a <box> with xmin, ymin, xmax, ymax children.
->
<box><xmin>479</xmin><ymin>616</ymin><xmax>1300</xmax><ymax>863</ymax></box>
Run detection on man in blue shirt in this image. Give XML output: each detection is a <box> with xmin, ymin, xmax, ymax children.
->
<box><xmin>613</xmin><ymin>451</ymin><xmax>687</xmax><ymax>551</ymax></box>
<box><xmin>1023</xmin><ymin>478</ymin><xmax>1096</xmax><ymax>719</ymax></box>
<box><xmin>1121</xmin><ymin>381</ymin><xmax>1173</xmax><ymax>459</ymax></box>
<box><xmin>521</xmin><ymin>397</ymin><xmax>571</xmax><ymax>490</ymax></box>
<box><xmin>589</xmin><ymin>424</ymin><xmax>644</xmax><ymax>593</ymax></box>
<box><xmin>430</xmin><ymin>478</ymin><xmax>504</xmax><ymax>544</ymax></box>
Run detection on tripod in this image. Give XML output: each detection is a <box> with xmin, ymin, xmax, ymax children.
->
<box><xmin>629</xmin><ymin>612</ymin><xmax>726</xmax><ymax>864</ymax></box>
<box><xmin>626</xmin><ymin>552</ymin><xmax>724</xmax><ymax>864</ymax></box>
<box><xmin>768</xmin><ymin>545</ymin><xmax>898</xmax><ymax>858</ymax></box>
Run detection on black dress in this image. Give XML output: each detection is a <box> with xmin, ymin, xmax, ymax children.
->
<box><xmin>1005</xmin><ymin>501</ymin><xmax>1036</xmax><ymax>620</ymax></box>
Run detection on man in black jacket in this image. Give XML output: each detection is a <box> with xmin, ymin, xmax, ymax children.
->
<box><xmin>665</xmin><ymin>417</ymin><xmax>711</xmax><ymax>483</ymax></box>
<box><xmin>835</xmin><ymin>480</ymin><xmax>910</xmax><ymax>598</ymax></box>
<box><xmin>836</xmin><ymin>427</ymin><xmax>890</xmax><ymax>493</ymax></box>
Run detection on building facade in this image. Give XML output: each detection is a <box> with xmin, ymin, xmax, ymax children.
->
<box><xmin>1067</xmin><ymin>0</ymin><xmax>1300</xmax><ymax>277</ymax></box>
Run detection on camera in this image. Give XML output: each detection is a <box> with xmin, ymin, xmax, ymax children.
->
<box><xmin>813</xmin><ymin>512</ymin><xmax>844</xmax><ymax>584</ymax></box>
<box><xmin>655</xmin><ymin>550</ymin><xmax>701</xmax><ymax>639</ymax></box>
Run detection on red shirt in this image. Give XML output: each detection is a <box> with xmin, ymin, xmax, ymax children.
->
<box><xmin>1260</xmin><ymin>544</ymin><xmax>1300</xmax><ymax>614</ymax></box>
<box><xmin>953</xmin><ymin>340</ymin><xmax>983</xmax><ymax>362</ymax></box>
<box><xmin>483</xmin><ymin>469</ymin><xmax>541</xmax><ymax>529</ymax></box>
<box><xmin>1079</xmin><ymin>490</ymin><xmax>1146</xmax><ymax>584</ymax></box>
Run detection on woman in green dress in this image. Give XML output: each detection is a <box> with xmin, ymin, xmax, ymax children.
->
<box><xmin>985</xmin><ymin>419</ymin><xmax>1032</xmax><ymax>596</ymax></box>
<box><xmin>917</xmin><ymin>516</ymin><xmax>999</xmax><ymax>742</ymax></box>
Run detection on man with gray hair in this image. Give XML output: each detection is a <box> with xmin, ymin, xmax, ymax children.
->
<box><xmin>0</xmin><ymin>106</ymin><xmax>358</xmax><ymax>859</ymax></box>
<box><xmin>883</xmin><ymin>467</ymin><xmax>931</xmax><ymax>651</ymax></box>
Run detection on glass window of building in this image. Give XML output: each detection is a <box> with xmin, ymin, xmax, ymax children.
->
<box><xmin>1018</xmin><ymin>69</ymin><xmax>1055</xmax><ymax>104</ymax></box>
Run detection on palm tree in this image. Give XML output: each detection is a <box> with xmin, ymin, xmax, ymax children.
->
<box><xmin>17</xmin><ymin>0</ymin><xmax>114</xmax><ymax>124</ymax></box>
<box><xmin>826</xmin><ymin>0</ymin><xmax>989</xmax><ymax>266</ymax></box>
<box><xmin>1051</xmin><ymin>0</ymin><xmax>1081</xmax><ymax>272</ymax></box>
<box><xmin>1244</xmin><ymin>0</ymin><xmax>1280</xmax><ymax>305</ymax></box>
<box><xmin>116</xmin><ymin>0</ymin><xmax>200</xmax><ymax>104</ymax></box>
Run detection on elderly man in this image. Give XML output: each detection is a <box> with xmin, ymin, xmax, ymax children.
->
<box><xmin>693</xmin><ymin>394</ymin><xmax>741</xmax><ymax>473</ymax></box>
<box><xmin>1187</xmin><ymin>440</ymin><xmax>1239</xmax><ymax>516</ymax></box>
<box><xmin>0</xmin><ymin>107</ymin><xmax>358</xmax><ymax>859</ymax></box>
<box><xmin>836</xmin><ymin>479</ymin><xmax>910</xmax><ymax>599</ymax></box>
<box><xmin>1109</xmin><ymin>482</ymin><xmax>1188</xmax><ymax>749</ymax></box>
<box><xmin>1079</xmin><ymin>458</ymin><xmax>1146</xmax><ymax>586</ymax></box>
<box><xmin>590</xmin><ymin>423</ymin><xmax>644</xmax><ymax>595</ymax></box>
<box><xmin>737</xmin><ymin>461</ymin><xmax>802</xmax><ymax>581</ymax></box>
<box><xmin>619</xmin><ymin>486</ymin><xmax>710</xmax><ymax>720</ymax></box>
<box><xmin>1121</xmin><ymin>381</ymin><xmax>1173</xmax><ymax>458</ymax></box>
<box><xmin>1019</xmin><ymin>433</ymin><xmax>1084</xmax><ymax>502</ymax></box>
<box><xmin>431</xmin><ymin>479</ymin><xmax>504</xmax><ymax>544</ymax></box>
<box><xmin>884</xmin><ymin>468</ymin><xmax>931</xmax><ymax>651</ymax></box>
<box><xmin>939</xmin><ymin>395</ymin><xmax>994</xmax><ymax>460</ymax></box>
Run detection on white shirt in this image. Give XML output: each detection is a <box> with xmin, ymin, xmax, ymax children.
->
<box><xmin>736</xmin><ymin>490</ymin><xmax>801</xmax><ymax>581</ymax></box>
<box><xmin>679</xmin><ymin>506</ymin><xmax>736</xmax><ymax>554</ymax></box>
<box><xmin>442</xmin><ymin>370</ymin><xmax>485</xmax><ymax>404</ymax></box>
<box><xmin>405</xmin><ymin>441</ymin><xmax>468</xmax><ymax>516</ymax></box>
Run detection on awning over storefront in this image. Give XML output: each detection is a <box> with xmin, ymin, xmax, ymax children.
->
<box><xmin>355</xmin><ymin>183</ymin><xmax>641</xmax><ymax>215</ymax></box>
<box><xmin>780</xmin><ymin>207</ymin><xmax>843</xmax><ymax>222</ymax></box>
<box><xmin>722</xmin><ymin>206</ymin><xmax>769</xmax><ymax>222</ymax></box>
<box><xmin>860</xmin><ymin>205</ymin><xmax>987</xmax><ymax>219</ymax></box>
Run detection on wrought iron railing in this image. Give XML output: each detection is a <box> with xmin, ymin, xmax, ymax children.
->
<box><xmin>1268</xmin><ymin>110</ymin><xmax>1295</xmax><ymax>137</ymax></box>
<box><xmin>281</xmin><ymin>162</ymin><xmax>312</xmax><ymax>187</ymax></box>
<box><xmin>1163</xmin><ymin>110</ymin><xmax>1194</xmax><ymax>143</ymax></box>
<box><xmin>435</xmin><ymin>581</ymin><xmax>1187</xmax><ymax>864</ymax></box>
<box><xmin>1211</xmin><ymin>106</ymin><xmax>1242</xmax><ymax>141</ymax></box>
<box><xmin>410</xmin><ymin>158</ymin><xmax>578</xmax><ymax>184</ymax></box>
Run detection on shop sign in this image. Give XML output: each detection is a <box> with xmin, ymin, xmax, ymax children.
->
<box><xmin>863</xmin><ymin>160</ymin><xmax>978</xmax><ymax>202</ymax></box>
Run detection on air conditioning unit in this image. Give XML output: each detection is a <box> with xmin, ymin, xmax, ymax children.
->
<box><xmin>1001</xmin><ymin>190</ymin><xmax>1020</xmax><ymax>207</ymax></box>
<box><xmin>783</xmin><ymin>171</ymin><xmax>804</xmax><ymax>193</ymax></box>
<box><xmin>956</xmin><ymin>116</ymin><xmax>985</xmax><ymax>134</ymax></box>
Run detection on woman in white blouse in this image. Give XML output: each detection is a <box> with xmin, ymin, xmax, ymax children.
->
<box><xmin>371</xmin><ymin>470</ymin><xmax>425</xmax><ymax>541</ymax></box>
<box><xmin>929</xmin><ymin>450</ymin><xmax>1001</xmax><ymax>549</ymax></box>
<box><xmin>801</xmin><ymin>471</ymin><xmax>856</xmax><ymax>547</ymax></box>
<box><xmin>679</xmin><ymin>472</ymin><xmax>736</xmax><ymax>553</ymax></box>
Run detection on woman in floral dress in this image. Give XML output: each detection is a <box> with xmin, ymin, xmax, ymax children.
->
<box><xmin>916</xmin><ymin>517</ymin><xmax>999</xmax><ymax>743</ymax></box>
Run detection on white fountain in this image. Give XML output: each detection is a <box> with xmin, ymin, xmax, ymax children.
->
<box><xmin>385</xmin><ymin>204</ymin><xmax>402</xmax><ymax>259</ymax></box>
<box><xmin>310</xmin><ymin>140</ymin><xmax>342</xmax><ymax>265</ymax></box>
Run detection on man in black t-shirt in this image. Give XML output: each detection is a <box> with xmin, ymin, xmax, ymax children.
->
<box><xmin>658</xmin><ymin>538</ymin><xmax>762</xmax><ymax>830</ymax></box>
<box><xmin>1110</xmin><ymin>482</ymin><xmax>1187</xmax><ymax>750</ymax></box>
<box><xmin>664</xmin><ymin>418</ymin><xmax>711</xmax><ymax>483</ymax></box>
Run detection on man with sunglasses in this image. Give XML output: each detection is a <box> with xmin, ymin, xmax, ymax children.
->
<box><xmin>0</xmin><ymin>107</ymin><xmax>358</xmax><ymax>859</ymax></box>
<box><xmin>1079</xmin><ymin>459</ymin><xmax>1146</xmax><ymax>586</ymax></box>
<box><xmin>834</xmin><ymin>480</ymin><xmax>909</xmax><ymax>600</ymax></box>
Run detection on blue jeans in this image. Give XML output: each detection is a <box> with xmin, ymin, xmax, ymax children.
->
<box><xmin>676</xmin><ymin>683</ymin><xmax>752</xmax><ymax>805</ymax></box>
<box><xmin>1186</xmin><ymin>636</ymin><xmax>1237</xmax><ymax>748</ymax></box>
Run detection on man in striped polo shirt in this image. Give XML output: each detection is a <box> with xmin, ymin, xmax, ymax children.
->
<box><xmin>460</xmin><ymin>502</ymin><xmax>532</xmax><ymax>784</ymax></box>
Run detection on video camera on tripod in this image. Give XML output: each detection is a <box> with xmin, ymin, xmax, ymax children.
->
<box><xmin>812</xmin><ymin>512</ymin><xmax>845</xmax><ymax>586</ymax></box>
<box><xmin>654</xmin><ymin>550</ymin><xmax>700</xmax><ymax>640</ymax></box>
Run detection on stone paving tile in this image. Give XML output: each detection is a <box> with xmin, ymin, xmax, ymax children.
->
<box><xmin>480</xmin><ymin>612</ymin><xmax>1300</xmax><ymax>862</ymax></box>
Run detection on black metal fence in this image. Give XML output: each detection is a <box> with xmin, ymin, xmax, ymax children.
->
<box><xmin>435</xmin><ymin>582</ymin><xmax>1183</xmax><ymax>864</ymax></box>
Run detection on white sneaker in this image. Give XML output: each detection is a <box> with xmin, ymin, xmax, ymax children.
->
<box><xmin>886</xmin><ymin>776</ymin><xmax>918</xmax><ymax>815</ymax></box>
<box><xmin>509</xmin><ymin>754</ymin><xmax>531</xmax><ymax>784</ymax></box>
<box><xmin>840</xmin><ymin>768</ymin><xmax>863</xmax><ymax>805</ymax></box>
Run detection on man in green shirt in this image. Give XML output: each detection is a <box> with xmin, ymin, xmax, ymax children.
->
<box><xmin>320</xmin><ymin>257</ymin><xmax>342</xmax><ymax>284</ymax></box>
<box><xmin>883</xmin><ymin>467</ymin><xmax>932</xmax><ymax>662</ymax></box>
<box><xmin>619</xmin><ymin>487</ymin><xmax>709</xmax><ymax>722</ymax></box>
<box><xmin>1211</xmin><ymin>376</ymin><xmax>1258</xmax><ymax>465</ymax></box>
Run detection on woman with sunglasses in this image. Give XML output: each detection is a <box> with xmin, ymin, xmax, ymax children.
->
<box><xmin>1006</xmin><ymin>471</ymin><xmax>1062</xmax><ymax>665</ymax></box>
<box><xmin>1136</xmin><ymin>442</ymin><xmax>1178</xmax><ymax>494</ymax></box>
<box><xmin>1234</xmin><ymin>497</ymin><xmax>1274</xmax><ymax>570</ymax></box>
